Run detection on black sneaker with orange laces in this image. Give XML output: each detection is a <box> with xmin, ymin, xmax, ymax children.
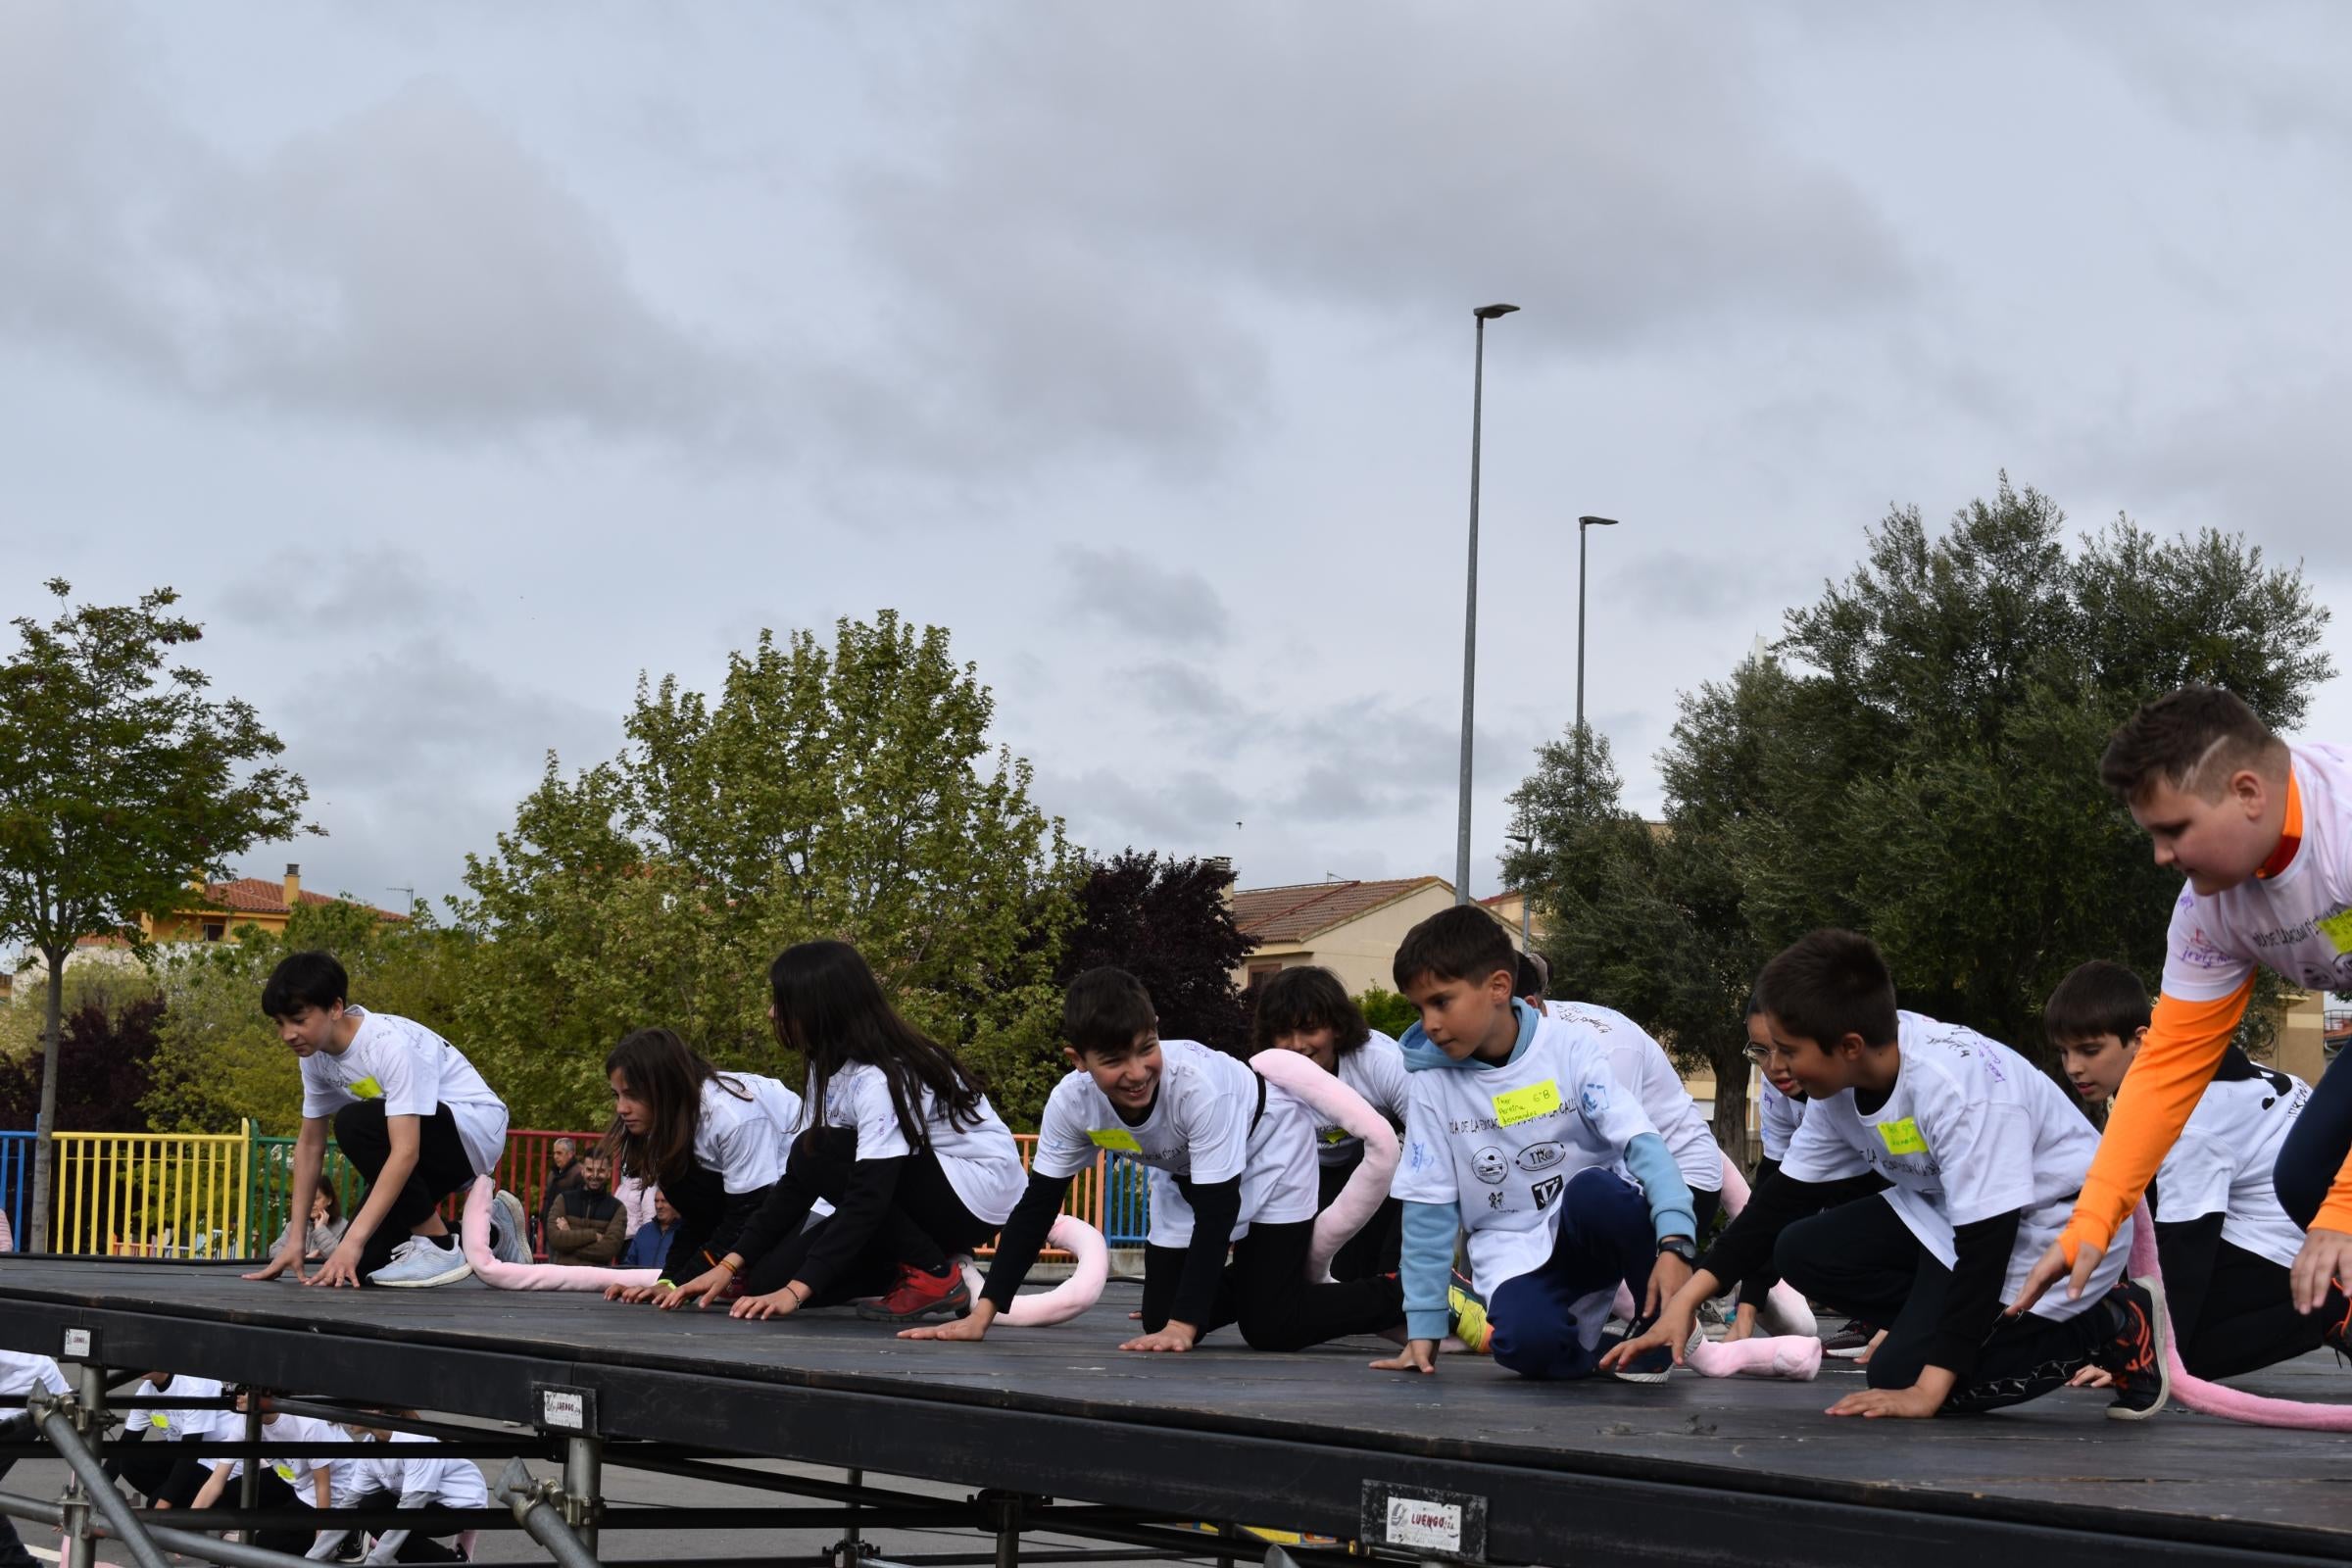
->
<box><xmin>855</xmin><ymin>1262</ymin><xmax>973</xmax><ymax>1322</ymax></box>
<box><xmin>2322</xmin><ymin>1292</ymin><xmax>2352</xmax><ymax>1359</ymax></box>
<box><xmin>2097</xmin><ymin>1277</ymin><xmax>2171</xmax><ymax>1421</ymax></box>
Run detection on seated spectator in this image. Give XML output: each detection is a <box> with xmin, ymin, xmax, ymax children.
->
<box><xmin>271</xmin><ymin>1187</ymin><xmax>348</xmax><ymax>1263</ymax></box>
<box><xmin>546</xmin><ymin>1150</ymin><xmax>626</xmax><ymax>1267</ymax></box>
<box><xmin>618</xmin><ymin>1189</ymin><xmax>680</xmax><ymax>1270</ymax></box>
<box><xmin>612</xmin><ymin>1172</ymin><xmax>655</xmax><ymax>1240</ymax></box>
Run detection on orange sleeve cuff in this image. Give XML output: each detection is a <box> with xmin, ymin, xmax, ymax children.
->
<box><xmin>2069</xmin><ymin>978</ymin><xmax>2255</xmax><ymax>1247</ymax></box>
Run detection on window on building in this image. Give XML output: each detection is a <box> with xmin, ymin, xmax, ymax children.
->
<box><xmin>1246</xmin><ymin>961</ymin><xmax>1281</xmax><ymax>990</ymax></box>
<box><xmin>202</xmin><ymin>923</ymin><xmax>226</xmax><ymax>943</ymax></box>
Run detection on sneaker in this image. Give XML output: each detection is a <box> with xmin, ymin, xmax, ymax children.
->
<box><xmin>854</xmin><ymin>1263</ymin><xmax>971</xmax><ymax>1322</ymax></box>
<box><xmin>2097</xmin><ymin>1277</ymin><xmax>2171</xmax><ymax>1421</ymax></box>
<box><xmin>490</xmin><ymin>1190</ymin><xmax>532</xmax><ymax>1267</ymax></box>
<box><xmin>367</xmin><ymin>1235</ymin><xmax>473</xmax><ymax>1289</ymax></box>
<box><xmin>1822</xmin><ymin>1318</ymin><xmax>1877</xmax><ymax>1358</ymax></box>
<box><xmin>1610</xmin><ymin>1317</ymin><xmax>1703</xmax><ymax>1385</ymax></box>
<box><xmin>2323</xmin><ymin>1292</ymin><xmax>2352</xmax><ymax>1359</ymax></box>
<box><xmin>1447</xmin><ymin>1272</ymin><xmax>1493</xmax><ymax>1355</ymax></box>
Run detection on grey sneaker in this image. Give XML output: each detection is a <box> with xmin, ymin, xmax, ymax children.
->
<box><xmin>367</xmin><ymin>1235</ymin><xmax>472</xmax><ymax>1289</ymax></box>
<box><xmin>490</xmin><ymin>1190</ymin><xmax>532</xmax><ymax>1266</ymax></box>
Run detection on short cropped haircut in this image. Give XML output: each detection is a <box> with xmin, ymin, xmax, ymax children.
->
<box><xmin>1393</xmin><ymin>905</ymin><xmax>1516</xmax><ymax>992</ymax></box>
<box><xmin>2099</xmin><ymin>686</ymin><xmax>2283</xmax><ymax>803</ymax></box>
<box><xmin>1063</xmin><ymin>967</ymin><xmax>1158</xmax><ymax>1057</ymax></box>
<box><xmin>2043</xmin><ymin>960</ymin><xmax>2152</xmax><ymax>1048</ymax></box>
<box><xmin>261</xmin><ymin>951</ymin><xmax>348</xmax><ymax>1019</ymax></box>
<box><xmin>1250</xmin><ymin>966</ymin><xmax>1371</xmax><ymax>1055</ymax></box>
<box><xmin>1753</xmin><ymin>929</ymin><xmax>1898</xmax><ymax>1051</ymax></box>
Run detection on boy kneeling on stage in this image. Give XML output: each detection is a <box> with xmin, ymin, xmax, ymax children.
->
<box><xmin>906</xmin><ymin>966</ymin><xmax>1408</xmax><ymax>1352</ymax></box>
<box><xmin>1605</xmin><ymin>929</ymin><xmax>2169</xmax><ymax>1417</ymax></box>
<box><xmin>1376</xmin><ymin>905</ymin><xmax>1698</xmax><ymax>1381</ymax></box>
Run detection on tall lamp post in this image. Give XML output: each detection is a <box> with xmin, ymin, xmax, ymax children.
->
<box><xmin>1575</xmin><ymin>514</ymin><xmax>1620</xmax><ymax>799</ymax></box>
<box><xmin>1454</xmin><ymin>303</ymin><xmax>1520</xmax><ymax>906</ymax></box>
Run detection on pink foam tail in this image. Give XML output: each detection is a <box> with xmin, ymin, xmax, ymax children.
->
<box><xmin>963</xmin><ymin>1215</ymin><xmax>1108</xmax><ymax>1327</ymax></box>
<box><xmin>2123</xmin><ymin>1199</ymin><xmax>2352</xmax><ymax>1429</ymax></box>
<box><xmin>1249</xmin><ymin>1049</ymin><xmax>1399</xmax><ymax>1281</ymax></box>
<box><xmin>1717</xmin><ymin>1152</ymin><xmax>1816</xmax><ymax>1333</ymax></box>
<box><xmin>1687</xmin><ymin>1333</ymin><xmax>1822</xmax><ymax>1381</ymax></box>
<box><xmin>462</xmin><ymin>1177</ymin><xmax>662</xmax><ymax>1292</ymax></box>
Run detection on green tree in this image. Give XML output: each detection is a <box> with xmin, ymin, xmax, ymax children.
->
<box><xmin>1354</xmin><ymin>986</ymin><xmax>1418</xmax><ymax>1040</ymax></box>
<box><xmin>0</xmin><ymin>581</ymin><xmax>311</xmax><ymax>1249</ymax></box>
<box><xmin>453</xmin><ymin>612</ymin><xmax>1077</xmax><ymax>1126</ymax></box>
<box><xmin>1056</xmin><ymin>851</ymin><xmax>1251</xmax><ymax>1053</ymax></box>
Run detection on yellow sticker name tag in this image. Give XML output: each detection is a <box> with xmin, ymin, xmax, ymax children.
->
<box><xmin>1876</xmin><ymin>1117</ymin><xmax>1930</xmax><ymax>1156</ymax></box>
<box><xmin>273</xmin><ymin>1463</ymin><xmax>296</xmax><ymax>1483</ymax></box>
<box><xmin>1491</xmin><ymin>1079</ymin><xmax>1561</xmax><ymax>1128</ymax></box>
<box><xmin>2318</xmin><ymin>906</ymin><xmax>2352</xmax><ymax>953</ymax></box>
<box><xmin>1088</xmin><ymin>1126</ymin><xmax>1143</xmax><ymax>1154</ymax></box>
<box><xmin>149</xmin><ymin>1413</ymin><xmax>171</xmax><ymax>1430</ymax></box>
<box><xmin>349</xmin><ymin>1076</ymin><xmax>384</xmax><ymax>1101</ymax></box>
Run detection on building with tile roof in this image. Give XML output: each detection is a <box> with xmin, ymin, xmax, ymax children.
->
<box><xmin>1231</xmin><ymin>875</ymin><xmax>1521</xmax><ymax>999</ymax></box>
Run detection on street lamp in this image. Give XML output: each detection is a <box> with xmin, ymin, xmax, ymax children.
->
<box><xmin>1455</xmin><ymin>303</ymin><xmax>1520</xmax><ymax>906</ymax></box>
<box><xmin>1575</xmin><ymin>514</ymin><xmax>1620</xmax><ymax>796</ymax></box>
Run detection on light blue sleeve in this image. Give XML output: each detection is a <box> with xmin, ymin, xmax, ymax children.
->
<box><xmin>1622</xmin><ymin>1132</ymin><xmax>1697</xmax><ymax>1245</ymax></box>
<box><xmin>1400</xmin><ymin>1199</ymin><xmax>1461</xmax><ymax>1342</ymax></box>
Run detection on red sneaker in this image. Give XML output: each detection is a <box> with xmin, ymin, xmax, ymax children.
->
<box><xmin>855</xmin><ymin>1263</ymin><xmax>971</xmax><ymax>1322</ymax></box>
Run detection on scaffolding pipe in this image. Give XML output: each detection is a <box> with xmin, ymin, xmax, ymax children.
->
<box><xmin>23</xmin><ymin>1392</ymin><xmax>171</xmax><ymax>1568</ymax></box>
<box><xmin>496</xmin><ymin>1456</ymin><xmax>603</xmax><ymax>1568</ymax></box>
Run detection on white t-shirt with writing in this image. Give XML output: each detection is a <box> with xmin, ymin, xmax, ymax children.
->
<box><xmin>1035</xmin><ymin>1039</ymin><xmax>1319</xmax><ymax>1247</ymax></box>
<box><xmin>1757</xmin><ymin>1076</ymin><xmax>1807</xmax><ymax>1163</ymax></box>
<box><xmin>219</xmin><ymin>1411</ymin><xmax>344</xmax><ymax>1494</ymax></box>
<box><xmin>298</xmin><ymin>1007</ymin><xmax>510</xmax><ymax>1176</ymax></box>
<box><xmin>1392</xmin><ymin>1009</ymin><xmax>1664</xmax><ymax>1301</ymax></box>
<box><xmin>123</xmin><ymin>1372</ymin><xmax>227</xmax><ymax>1441</ymax></box>
<box><xmin>2162</xmin><ymin>742</ymin><xmax>2352</xmax><ymax>1001</ymax></box>
<box><xmin>1544</xmin><ymin>1000</ymin><xmax>1722</xmax><ymax>1195</ymax></box>
<box><xmin>694</xmin><ymin>1073</ymin><xmax>808</xmax><ymax>1194</ymax></box>
<box><xmin>1780</xmin><ymin>1011</ymin><xmax>2130</xmax><ymax>1323</ymax></box>
<box><xmin>2150</xmin><ymin>1063</ymin><xmax>2312</xmax><ymax>1269</ymax></box>
<box><xmin>1316</xmin><ymin>1031</ymin><xmax>1412</xmax><ymax>1167</ymax></box>
<box><xmin>356</xmin><ymin>1431</ymin><xmax>491</xmax><ymax>1510</ymax></box>
<box><xmin>816</xmin><ymin>1062</ymin><xmax>1027</xmax><ymax>1226</ymax></box>
<box><xmin>0</xmin><ymin>1350</ymin><xmax>69</xmax><ymax>1400</ymax></box>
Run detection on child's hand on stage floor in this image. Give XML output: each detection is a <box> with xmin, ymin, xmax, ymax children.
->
<box><xmin>901</xmin><ymin>1305</ymin><xmax>994</xmax><ymax>1344</ymax></box>
<box><xmin>1120</xmin><ymin>1322</ymin><xmax>1198</xmax><ymax>1354</ymax></box>
<box><xmin>306</xmin><ymin>1244</ymin><xmax>366</xmax><ymax>1288</ymax></box>
<box><xmin>2290</xmin><ymin>1227</ymin><xmax>2352</xmax><ymax>1314</ymax></box>
<box><xmin>1371</xmin><ymin>1339</ymin><xmax>1437</xmax><ymax>1376</ymax></box>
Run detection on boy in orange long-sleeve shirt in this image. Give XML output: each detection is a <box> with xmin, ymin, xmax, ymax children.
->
<box><xmin>2014</xmin><ymin>687</ymin><xmax>2352</xmax><ymax>1330</ymax></box>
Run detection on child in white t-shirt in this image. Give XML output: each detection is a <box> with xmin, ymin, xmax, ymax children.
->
<box><xmin>665</xmin><ymin>941</ymin><xmax>1026</xmax><ymax>1326</ymax></box>
<box><xmin>2047</xmin><ymin>958</ymin><xmax>2339</xmax><ymax>1385</ymax></box>
<box><xmin>244</xmin><ymin>952</ymin><xmax>525</xmax><ymax>1290</ymax></box>
<box><xmin>187</xmin><ymin>1390</ymin><xmax>321</xmax><ymax>1554</ymax></box>
<box><xmin>1609</xmin><ymin>929</ymin><xmax>2168</xmax><ymax>1419</ymax></box>
<box><xmin>109</xmin><ymin>1369</ymin><xmax>230</xmax><ymax>1508</ymax></box>
<box><xmin>1250</xmin><ymin>964</ymin><xmax>1410</xmax><ymax>1280</ymax></box>
<box><xmin>1378</xmin><ymin>906</ymin><xmax>1698</xmax><ymax>1383</ymax></box>
<box><xmin>0</xmin><ymin>1349</ymin><xmax>69</xmax><ymax>1565</ymax></box>
<box><xmin>907</xmin><ymin>966</ymin><xmax>1406</xmax><ymax>1354</ymax></box>
<box><xmin>334</xmin><ymin>1413</ymin><xmax>486</xmax><ymax>1564</ymax></box>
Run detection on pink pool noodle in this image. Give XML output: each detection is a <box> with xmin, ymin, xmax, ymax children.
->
<box><xmin>1687</xmin><ymin>1333</ymin><xmax>1823</xmax><ymax>1380</ymax></box>
<box><xmin>1249</xmin><ymin>1049</ymin><xmax>1399</xmax><ymax>1282</ymax></box>
<box><xmin>1715</xmin><ymin>1152</ymin><xmax>1820</xmax><ymax>1335</ymax></box>
<box><xmin>960</xmin><ymin>1215</ymin><xmax>1109</xmax><ymax>1327</ymax></box>
<box><xmin>463</xmin><ymin>1178</ymin><xmax>662</xmax><ymax>1291</ymax></box>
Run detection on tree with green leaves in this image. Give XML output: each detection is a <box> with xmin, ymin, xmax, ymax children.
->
<box><xmin>0</xmin><ymin>580</ymin><xmax>312</xmax><ymax>1249</ymax></box>
<box><xmin>1507</xmin><ymin>479</ymin><xmax>2334</xmax><ymax>1161</ymax></box>
<box><xmin>453</xmin><ymin>612</ymin><xmax>1078</xmax><ymax>1126</ymax></box>
<box><xmin>1055</xmin><ymin>851</ymin><xmax>1251</xmax><ymax>1053</ymax></box>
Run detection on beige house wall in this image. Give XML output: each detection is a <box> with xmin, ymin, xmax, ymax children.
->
<box><xmin>1235</xmin><ymin>882</ymin><xmax>1481</xmax><ymax>998</ymax></box>
<box><xmin>2278</xmin><ymin>989</ymin><xmax>2334</xmax><ymax>1084</ymax></box>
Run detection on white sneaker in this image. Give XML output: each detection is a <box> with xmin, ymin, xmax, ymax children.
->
<box><xmin>490</xmin><ymin>1190</ymin><xmax>533</xmax><ymax>1266</ymax></box>
<box><xmin>367</xmin><ymin>1235</ymin><xmax>473</xmax><ymax>1288</ymax></box>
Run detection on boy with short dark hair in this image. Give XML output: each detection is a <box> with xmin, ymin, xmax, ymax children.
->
<box><xmin>1608</xmin><ymin>929</ymin><xmax>2167</xmax><ymax>1418</ymax></box>
<box><xmin>905</xmin><ymin>966</ymin><xmax>1408</xmax><ymax>1353</ymax></box>
<box><xmin>244</xmin><ymin>951</ymin><xmax>527</xmax><ymax>1289</ymax></box>
<box><xmin>1380</xmin><ymin>906</ymin><xmax>1697</xmax><ymax>1382</ymax></box>
<box><xmin>2020</xmin><ymin>688</ymin><xmax>2352</xmax><ymax>1323</ymax></box>
<box><xmin>2046</xmin><ymin>958</ymin><xmax>2342</xmax><ymax>1384</ymax></box>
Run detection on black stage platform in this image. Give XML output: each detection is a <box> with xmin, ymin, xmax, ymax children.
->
<box><xmin>3</xmin><ymin>1258</ymin><xmax>2351</xmax><ymax>1566</ymax></box>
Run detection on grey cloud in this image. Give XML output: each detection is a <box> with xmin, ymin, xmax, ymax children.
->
<box><xmin>1047</xmin><ymin>765</ymin><xmax>1248</xmax><ymax>853</ymax></box>
<box><xmin>217</xmin><ymin>547</ymin><xmax>467</xmax><ymax>633</ymax></box>
<box><xmin>1120</xmin><ymin>661</ymin><xmax>1246</xmax><ymax>723</ymax></box>
<box><xmin>1060</xmin><ymin>548</ymin><xmax>1232</xmax><ymax>645</ymax></box>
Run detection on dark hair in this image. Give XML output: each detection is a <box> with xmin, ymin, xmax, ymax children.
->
<box><xmin>261</xmin><ymin>951</ymin><xmax>348</xmax><ymax>1019</ymax></box>
<box><xmin>604</xmin><ymin>1027</ymin><xmax>747</xmax><ymax>1184</ymax></box>
<box><xmin>2043</xmin><ymin>960</ymin><xmax>2152</xmax><ymax>1047</ymax></box>
<box><xmin>1250</xmin><ymin>966</ymin><xmax>1371</xmax><ymax>1055</ymax></box>
<box><xmin>1744</xmin><ymin>990</ymin><xmax>1765</xmax><ymax>1018</ymax></box>
<box><xmin>1393</xmin><ymin>905</ymin><xmax>1515</xmax><ymax>991</ymax></box>
<box><xmin>1062</xmin><ymin>967</ymin><xmax>1158</xmax><ymax>1057</ymax></box>
<box><xmin>1753</xmin><ymin>930</ymin><xmax>1898</xmax><ymax>1051</ymax></box>
<box><xmin>1514</xmin><ymin>952</ymin><xmax>1549</xmax><ymax>999</ymax></box>
<box><xmin>2099</xmin><ymin>686</ymin><xmax>2283</xmax><ymax>802</ymax></box>
<box><xmin>313</xmin><ymin>1182</ymin><xmax>342</xmax><ymax>1225</ymax></box>
<box><xmin>769</xmin><ymin>941</ymin><xmax>987</xmax><ymax>1152</ymax></box>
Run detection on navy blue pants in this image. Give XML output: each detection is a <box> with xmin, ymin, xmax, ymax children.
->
<box><xmin>2276</xmin><ymin>1043</ymin><xmax>2352</xmax><ymax>1236</ymax></box>
<box><xmin>1488</xmin><ymin>1168</ymin><xmax>1658</xmax><ymax>1380</ymax></box>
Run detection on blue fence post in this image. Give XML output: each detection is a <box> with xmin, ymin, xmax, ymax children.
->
<box><xmin>0</xmin><ymin>1132</ymin><xmax>31</xmax><ymax>1250</ymax></box>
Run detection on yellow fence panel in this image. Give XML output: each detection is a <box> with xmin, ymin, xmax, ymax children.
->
<box><xmin>50</xmin><ymin>1133</ymin><xmax>251</xmax><ymax>1259</ymax></box>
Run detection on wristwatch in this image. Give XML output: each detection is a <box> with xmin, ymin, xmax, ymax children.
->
<box><xmin>1655</xmin><ymin>1235</ymin><xmax>1697</xmax><ymax>1265</ymax></box>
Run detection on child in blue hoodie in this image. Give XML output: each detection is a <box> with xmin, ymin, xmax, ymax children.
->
<box><xmin>1374</xmin><ymin>906</ymin><xmax>1697</xmax><ymax>1382</ymax></box>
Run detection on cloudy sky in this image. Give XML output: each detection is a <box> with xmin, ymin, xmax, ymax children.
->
<box><xmin>6</xmin><ymin>1</ymin><xmax>2351</xmax><ymax>922</ymax></box>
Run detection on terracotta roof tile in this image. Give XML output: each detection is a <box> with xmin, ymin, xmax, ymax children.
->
<box><xmin>1232</xmin><ymin>876</ymin><xmax>1446</xmax><ymax>945</ymax></box>
<box><xmin>190</xmin><ymin>880</ymin><xmax>406</xmax><ymax>920</ymax></box>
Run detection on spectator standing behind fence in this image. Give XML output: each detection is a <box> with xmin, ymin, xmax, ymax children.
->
<box><xmin>538</xmin><ymin>1138</ymin><xmax>583</xmax><ymax>1248</ymax></box>
<box><xmin>547</xmin><ymin>1149</ymin><xmax>627</xmax><ymax>1266</ymax></box>
<box><xmin>271</xmin><ymin>1187</ymin><xmax>347</xmax><ymax>1263</ymax></box>
<box><xmin>619</xmin><ymin>1190</ymin><xmax>679</xmax><ymax>1270</ymax></box>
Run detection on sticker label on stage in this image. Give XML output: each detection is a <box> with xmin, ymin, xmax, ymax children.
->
<box><xmin>1088</xmin><ymin>1127</ymin><xmax>1143</xmax><ymax>1153</ymax></box>
<box><xmin>1360</xmin><ymin>1479</ymin><xmax>1487</xmax><ymax>1561</ymax></box>
<box><xmin>1876</xmin><ymin>1117</ymin><xmax>1929</xmax><ymax>1156</ymax></box>
<box><xmin>1385</xmin><ymin>1498</ymin><xmax>1462</xmax><ymax>1553</ymax></box>
<box><xmin>1491</xmin><ymin>1080</ymin><xmax>1560</xmax><ymax>1127</ymax></box>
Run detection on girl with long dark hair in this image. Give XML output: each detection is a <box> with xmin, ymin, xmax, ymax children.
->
<box><xmin>666</xmin><ymin>940</ymin><xmax>1025</xmax><ymax>1323</ymax></box>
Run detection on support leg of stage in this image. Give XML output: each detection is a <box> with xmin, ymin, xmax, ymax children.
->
<box><xmin>982</xmin><ymin>1489</ymin><xmax>1026</xmax><ymax>1568</ymax></box>
<box><xmin>831</xmin><ymin>1464</ymin><xmax>867</xmax><ymax>1567</ymax></box>
<box><xmin>25</xmin><ymin>1376</ymin><xmax>171</xmax><ymax>1568</ymax></box>
<box><xmin>563</xmin><ymin>1429</ymin><xmax>603</xmax><ymax>1556</ymax></box>
<box><xmin>496</xmin><ymin>1454</ymin><xmax>603</xmax><ymax>1568</ymax></box>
